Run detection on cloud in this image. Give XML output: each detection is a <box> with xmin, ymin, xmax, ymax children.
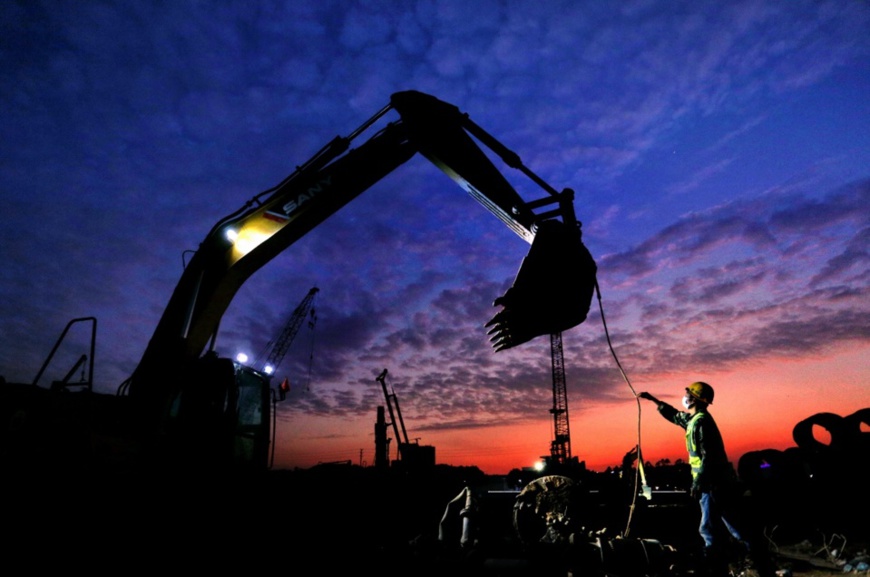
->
<box><xmin>666</xmin><ymin>158</ymin><xmax>736</xmax><ymax>196</ymax></box>
<box><xmin>770</xmin><ymin>180</ymin><xmax>869</xmax><ymax>232</ymax></box>
<box><xmin>590</xmin><ymin>178</ymin><xmax>870</xmax><ymax>378</ymax></box>
<box><xmin>810</xmin><ymin>226</ymin><xmax>870</xmax><ymax>287</ymax></box>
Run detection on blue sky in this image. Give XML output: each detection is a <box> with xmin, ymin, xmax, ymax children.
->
<box><xmin>2</xmin><ymin>1</ymin><xmax>868</xmax><ymax>472</ymax></box>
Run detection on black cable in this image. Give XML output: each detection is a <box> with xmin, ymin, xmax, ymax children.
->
<box><xmin>594</xmin><ymin>278</ymin><xmax>645</xmax><ymax>537</ymax></box>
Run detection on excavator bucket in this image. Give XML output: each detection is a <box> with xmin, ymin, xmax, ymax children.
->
<box><xmin>486</xmin><ymin>219</ymin><xmax>597</xmax><ymax>351</ymax></box>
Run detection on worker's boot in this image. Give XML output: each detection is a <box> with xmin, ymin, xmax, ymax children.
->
<box><xmin>736</xmin><ymin>551</ymin><xmax>778</xmax><ymax>577</ymax></box>
<box><xmin>702</xmin><ymin>546</ymin><xmax>731</xmax><ymax>577</ymax></box>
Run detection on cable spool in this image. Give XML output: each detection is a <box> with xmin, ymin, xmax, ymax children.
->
<box><xmin>512</xmin><ymin>475</ymin><xmax>590</xmax><ymax>545</ymax></box>
<box><xmin>738</xmin><ymin>448</ymin><xmax>780</xmax><ymax>489</ymax></box>
<box><xmin>843</xmin><ymin>408</ymin><xmax>870</xmax><ymax>481</ymax></box>
<box><xmin>842</xmin><ymin>408</ymin><xmax>870</xmax><ymax>452</ymax></box>
<box><xmin>792</xmin><ymin>412</ymin><xmax>846</xmax><ymax>452</ymax></box>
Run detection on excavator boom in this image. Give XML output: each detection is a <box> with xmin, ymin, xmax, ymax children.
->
<box><xmin>129</xmin><ymin>91</ymin><xmax>597</xmax><ymax>419</ymax></box>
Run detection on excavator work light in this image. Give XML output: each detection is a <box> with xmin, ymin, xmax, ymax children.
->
<box><xmin>486</xmin><ymin>219</ymin><xmax>597</xmax><ymax>351</ymax></box>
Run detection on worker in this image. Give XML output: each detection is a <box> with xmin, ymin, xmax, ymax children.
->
<box><xmin>637</xmin><ymin>382</ymin><xmax>772</xmax><ymax>577</ymax></box>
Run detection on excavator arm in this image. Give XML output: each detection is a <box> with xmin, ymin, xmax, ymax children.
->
<box><xmin>128</xmin><ymin>91</ymin><xmax>597</xmax><ymax>416</ymax></box>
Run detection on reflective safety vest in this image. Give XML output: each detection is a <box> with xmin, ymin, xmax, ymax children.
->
<box><xmin>686</xmin><ymin>412</ymin><xmax>705</xmax><ymax>481</ymax></box>
<box><xmin>659</xmin><ymin>404</ymin><xmax>731</xmax><ymax>488</ymax></box>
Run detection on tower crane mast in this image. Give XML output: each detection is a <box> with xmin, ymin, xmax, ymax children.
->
<box><xmin>549</xmin><ymin>331</ymin><xmax>572</xmax><ymax>465</ymax></box>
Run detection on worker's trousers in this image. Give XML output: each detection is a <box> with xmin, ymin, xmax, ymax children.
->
<box><xmin>698</xmin><ymin>490</ymin><xmax>747</xmax><ymax>551</ymax></box>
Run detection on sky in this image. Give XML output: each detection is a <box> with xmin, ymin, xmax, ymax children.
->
<box><xmin>2</xmin><ymin>1</ymin><xmax>868</xmax><ymax>475</ymax></box>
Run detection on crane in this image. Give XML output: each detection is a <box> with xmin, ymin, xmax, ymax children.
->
<box><xmin>259</xmin><ymin>287</ymin><xmax>319</xmax><ymax>392</ymax></box>
<box><xmin>549</xmin><ymin>331</ymin><xmax>572</xmax><ymax>467</ymax></box>
<box><xmin>376</xmin><ymin>369</ymin><xmax>411</xmax><ymax>462</ymax></box>
<box><xmin>374</xmin><ymin>369</ymin><xmax>435</xmax><ymax>470</ymax></box>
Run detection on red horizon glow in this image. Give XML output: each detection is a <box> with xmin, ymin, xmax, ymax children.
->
<box><xmin>275</xmin><ymin>348</ymin><xmax>869</xmax><ymax>476</ymax></box>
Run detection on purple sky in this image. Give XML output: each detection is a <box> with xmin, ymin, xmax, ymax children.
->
<box><xmin>2</xmin><ymin>1</ymin><xmax>868</xmax><ymax>472</ymax></box>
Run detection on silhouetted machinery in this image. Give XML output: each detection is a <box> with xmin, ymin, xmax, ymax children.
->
<box><xmin>1</xmin><ymin>90</ymin><xmax>597</xmax><ymax>475</ymax></box>
<box><xmin>434</xmin><ymin>474</ymin><xmax>679</xmax><ymax>576</ymax></box>
<box><xmin>257</xmin><ymin>286</ymin><xmax>318</xmax><ymax>396</ymax></box>
<box><xmin>512</xmin><ymin>475</ymin><xmax>678</xmax><ymax>575</ymax></box>
<box><xmin>375</xmin><ymin>369</ymin><xmax>434</xmax><ymax>470</ymax></box>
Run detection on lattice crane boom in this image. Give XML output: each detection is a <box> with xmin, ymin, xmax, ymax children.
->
<box><xmin>263</xmin><ymin>287</ymin><xmax>319</xmax><ymax>376</ymax></box>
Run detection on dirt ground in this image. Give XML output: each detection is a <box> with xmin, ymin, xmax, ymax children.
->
<box><xmin>771</xmin><ymin>537</ymin><xmax>870</xmax><ymax>577</ymax></box>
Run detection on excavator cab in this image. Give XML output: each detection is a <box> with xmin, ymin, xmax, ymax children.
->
<box><xmin>166</xmin><ymin>353</ymin><xmax>272</xmax><ymax>470</ymax></box>
<box><xmin>230</xmin><ymin>363</ymin><xmax>272</xmax><ymax>468</ymax></box>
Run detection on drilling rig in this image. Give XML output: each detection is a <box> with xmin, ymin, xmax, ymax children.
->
<box><xmin>375</xmin><ymin>369</ymin><xmax>435</xmax><ymax>470</ymax></box>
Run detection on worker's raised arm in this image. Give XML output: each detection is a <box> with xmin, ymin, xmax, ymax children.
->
<box><xmin>639</xmin><ymin>391</ymin><xmax>685</xmax><ymax>426</ymax></box>
<box><xmin>637</xmin><ymin>391</ymin><xmax>661</xmax><ymax>405</ymax></box>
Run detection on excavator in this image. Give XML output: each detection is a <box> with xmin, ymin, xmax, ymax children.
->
<box><xmin>1</xmin><ymin>90</ymin><xmax>597</xmax><ymax>476</ymax></box>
